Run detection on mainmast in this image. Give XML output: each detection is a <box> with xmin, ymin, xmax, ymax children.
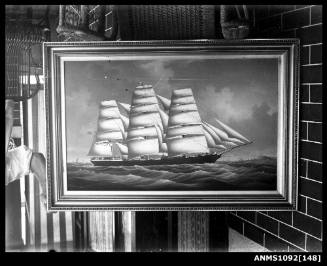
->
<box><xmin>166</xmin><ymin>88</ymin><xmax>209</xmax><ymax>157</ymax></box>
<box><xmin>126</xmin><ymin>84</ymin><xmax>165</xmax><ymax>159</ymax></box>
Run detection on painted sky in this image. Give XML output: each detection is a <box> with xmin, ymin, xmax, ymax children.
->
<box><xmin>64</xmin><ymin>56</ymin><xmax>278</xmax><ymax>162</ymax></box>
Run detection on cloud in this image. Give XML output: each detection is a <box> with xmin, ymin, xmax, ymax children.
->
<box><xmin>138</xmin><ymin>60</ymin><xmax>175</xmax><ymax>97</ymax></box>
<box><xmin>197</xmin><ymin>85</ymin><xmax>253</xmax><ymax>124</ymax></box>
<box><xmin>223</xmin><ymin>102</ymin><xmax>278</xmax><ymax>160</ymax></box>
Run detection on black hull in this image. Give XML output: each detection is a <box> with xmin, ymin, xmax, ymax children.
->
<box><xmin>91</xmin><ymin>153</ymin><xmax>221</xmax><ymax>166</ymax></box>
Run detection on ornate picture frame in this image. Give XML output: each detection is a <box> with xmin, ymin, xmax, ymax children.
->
<box><xmin>43</xmin><ymin>39</ymin><xmax>299</xmax><ymax>210</ymax></box>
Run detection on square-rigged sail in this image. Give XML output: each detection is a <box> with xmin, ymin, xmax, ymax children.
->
<box><xmin>88</xmin><ymin>100</ymin><xmax>127</xmax><ymax>158</ymax></box>
<box><xmin>127</xmin><ymin>85</ymin><xmax>164</xmax><ymax>159</ymax></box>
<box><xmin>166</xmin><ymin>88</ymin><xmax>209</xmax><ymax>157</ymax></box>
<box><xmin>88</xmin><ymin>85</ymin><xmax>253</xmax><ymax>164</ymax></box>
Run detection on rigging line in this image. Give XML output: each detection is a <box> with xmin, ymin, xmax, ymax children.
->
<box><xmin>218</xmin><ymin>141</ymin><xmax>254</xmax><ymax>156</ymax></box>
<box><xmin>152</xmin><ymin>73</ymin><xmax>165</xmax><ymax>90</ymax></box>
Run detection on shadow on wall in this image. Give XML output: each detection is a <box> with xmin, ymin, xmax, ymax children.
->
<box><xmin>229</xmin><ymin>228</ymin><xmax>268</xmax><ymax>252</ymax></box>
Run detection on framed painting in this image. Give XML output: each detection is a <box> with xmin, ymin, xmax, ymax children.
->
<box><xmin>43</xmin><ymin>39</ymin><xmax>299</xmax><ymax>210</ymax></box>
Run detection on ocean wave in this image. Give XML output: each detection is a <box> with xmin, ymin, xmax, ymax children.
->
<box><xmin>67</xmin><ymin>157</ymin><xmax>277</xmax><ymax>191</ymax></box>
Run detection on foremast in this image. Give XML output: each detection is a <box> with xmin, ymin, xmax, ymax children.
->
<box><xmin>88</xmin><ymin>100</ymin><xmax>127</xmax><ymax>160</ymax></box>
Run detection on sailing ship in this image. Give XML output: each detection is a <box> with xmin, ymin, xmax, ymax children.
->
<box><xmin>88</xmin><ymin>84</ymin><xmax>252</xmax><ymax>166</ymax></box>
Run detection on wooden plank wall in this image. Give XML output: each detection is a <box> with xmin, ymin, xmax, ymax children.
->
<box><xmin>22</xmin><ymin>91</ymin><xmax>75</xmax><ymax>251</ymax></box>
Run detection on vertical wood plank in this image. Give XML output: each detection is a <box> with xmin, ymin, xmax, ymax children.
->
<box><xmin>115</xmin><ymin>211</ymin><xmax>136</xmax><ymax>251</ymax></box>
<box><xmin>59</xmin><ymin>212</ymin><xmax>67</xmax><ymax>251</ymax></box>
<box><xmin>80</xmin><ymin>5</ymin><xmax>89</xmax><ymax>29</ymax></box>
<box><xmin>31</xmin><ymin>95</ymin><xmax>41</xmax><ymax>250</ymax></box>
<box><xmin>65</xmin><ymin>211</ymin><xmax>74</xmax><ymax>251</ymax></box>
<box><xmin>122</xmin><ymin>211</ymin><xmax>136</xmax><ymax>251</ymax></box>
<box><xmin>178</xmin><ymin>211</ymin><xmax>209</xmax><ymax>252</ymax></box>
<box><xmin>58</xmin><ymin>5</ymin><xmax>64</xmax><ymax>28</ymax></box>
<box><xmin>52</xmin><ymin>212</ymin><xmax>61</xmax><ymax>250</ymax></box>
<box><xmin>46</xmin><ymin>213</ymin><xmax>54</xmax><ymax>250</ymax></box>
<box><xmin>28</xmin><ymin>174</ymin><xmax>35</xmax><ymax>246</ymax></box>
<box><xmin>73</xmin><ymin>212</ymin><xmax>81</xmax><ymax>251</ymax></box>
<box><xmin>5</xmin><ymin>180</ymin><xmax>23</xmax><ymax>250</ymax></box>
<box><xmin>35</xmin><ymin>89</ymin><xmax>49</xmax><ymax>250</ymax></box>
<box><xmin>88</xmin><ymin>211</ymin><xmax>115</xmax><ymax>252</ymax></box>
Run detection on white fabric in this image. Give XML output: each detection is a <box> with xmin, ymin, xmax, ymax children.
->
<box><xmin>5</xmin><ymin>145</ymin><xmax>33</xmax><ymax>186</ymax></box>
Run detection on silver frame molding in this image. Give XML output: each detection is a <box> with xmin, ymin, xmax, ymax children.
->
<box><xmin>43</xmin><ymin>39</ymin><xmax>300</xmax><ymax>211</ymax></box>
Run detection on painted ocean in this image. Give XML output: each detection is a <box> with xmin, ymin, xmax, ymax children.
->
<box><xmin>67</xmin><ymin>156</ymin><xmax>277</xmax><ymax>191</ymax></box>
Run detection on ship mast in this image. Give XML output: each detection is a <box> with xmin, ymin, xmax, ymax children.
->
<box><xmin>126</xmin><ymin>84</ymin><xmax>165</xmax><ymax>159</ymax></box>
<box><xmin>88</xmin><ymin>100</ymin><xmax>126</xmax><ymax>159</ymax></box>
<box><xmin>166</xmin><ymin>88</ymin><xmax>209</xmax><ymax>157</ymax></box>
<box><xmin>156</xmin><ymin>93</ymin><xmax>253</xmax><ymax>156</ymax></box>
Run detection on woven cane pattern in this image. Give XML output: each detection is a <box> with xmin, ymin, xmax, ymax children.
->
<box><xmin>117</xmin><ymin>5</ymin><xmax>216</xmax><ymax>40</ymax></box>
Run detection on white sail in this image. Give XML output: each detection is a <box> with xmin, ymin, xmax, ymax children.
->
<box><xmin>96</xmin><ymin>130</ymin><xmax>124</xmax><ymax>141</ymax></box>
<box><xmin>112</xmin><ymin>143</ymin><xmax>123</xmax><ymax>157</ymax></box>
<box><xmin>202</xmin><ymin>123</ymin><xmax>222</xmax><ymax>144</ymax></box>
<box><xmin>204</xmin><ymin>122</ymin><xmax>229</xmax><ymax>141</ymax></box>
<box><xmin>156</xmin><ymin>95</ymin><xmax>171</xmax><ymax>110</ymax></box>
<box><xmin>216</xmin><ymin>144</ymin><xmax>227</xmax><ymax>149</ymax></box>
<box><xmin>132</xmin><ymin>103</ymin><xmax>159</xmax><ymax>113</ymax></box>
<box><xmin>166</xmin><ymin>88</ymin><xmax>208</xmax><ymax>156</ymax></box>
<box><xmin>125</xmin><ymin>84</ymin><xmax>164</xmax><ymax>158</ymax></box>
<box><xmin>118</xmin><ymin>102</ymin><xmax>131</xmax><ymax>113</ymax></box>
<box><xmin>154</xmin><ymin>124</ymin><xmax>168</xmax><ymax>153</ymax></box>
<box><xmin>161</xmin><ymin>142</ymin><xmax>168</xmax><ymax>153</ymax></box>
<box><xmin>166</xmin><ymin>124</ymin><xmax>204</xmax><ymax>138</ymax></box>
<box><xmin>120</xmin><ymin>113</ymin><xmax>129</xmax><ymax>130</ymax></box>
<box><xmin>170</xmin><ymin>103</ymin><xmax>198</xmax><ymax>113</ymax></box>
<box><xmin>171</xmin><ymin>96</ymin><xmax>196</xmax><ymax>105</ymax></box>
<box><xmin>158</xmin><ymin>109</ymin><xmax>169</xmax><ymax>130</ymax></box>
<box><xmin>129</xmin><ymin>112</ymin><xmax>163</xmax><ymax>130</ymax></box>
<box><xmin>127</xmin><ymin>126</ymin><xmax>158</xmax><ymax>139</ymax></box>
<box><xmin>88</xmin><ymin>141</ymin><xmax>113</xmax><ymax>157</ymax></box>
<box><xmin>172</xmin><ymin>88</ymin><xmax>193</xmax><ymax>97</ymax></box>
<box><xmin>136</xmin><ymin>84</ymin><xmax>152</xmax><ymax>89</ymax></box>
<box><xmin>99</xmin><ymin>106</ymin><xmax>121</xmax><ymax>119</ymax></box>
<box><xmin>114</xmin><ymin>142</ymin><xmax>128</xmax><ymax>155</ymax></box>
<box><xmin>132</xmin><ymin>96</ymin><xmax>158</xmax><ymax>105</ymax></box>
<box><xmin>98</xmin><ymin>118</ymin><xmax>125</xmax><ymax>132</ymax></box>
<box><xmin>227</xmin><ymin>138</ymin><xmax>244</xmax><ymax>145</ymax></box>
<box><xmin>168</xmin><ymin>111</ymin><xmax>201</xmax><ymax>126</ymax></box>
<box><xmin>215</xmin><ymin>118</ymin><xmax>250</xmax><ymax>143</ymax></box>
<box><xmin>88</xmin><ymin>99</ymin><xmax>129</xmax><ymax>158</ymax></box>
<box><xmin>100</xmin><ymin>100</ymin><xmax>118</xmax><ymax>108</ymax></box>
<box><xmin>221</xmin><ymin>141</ymin><xmax>238</xmax><ymax>148</ymax></box>
<box><xmin>166</xmin><ymin>135</ymin><xmax>209</xmax><ymax>157</ymax></box>
<box><xmin>203</xmin><ymin>127</ymin><xmax>217</xmax><ymax>148</ymax></box>
<box><xmin>127</xmin><ymin>138</ymin><xmax>159</xmax><ymax>158</ymax></box>
<box><xmin>134</xmin><ymin>87</ymin><xmax>154</xmax><ymax>97</ymax></box>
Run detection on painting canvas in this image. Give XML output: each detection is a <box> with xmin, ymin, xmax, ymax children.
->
<box><xmin>65</xmin><ymin>57</ymin><xmax>278</xmax><ymax>191</ymax></box>
<box><xmin>44</xmin><ymin>40</ymin><xmax>299</xmax><ymax>210</ymax></box>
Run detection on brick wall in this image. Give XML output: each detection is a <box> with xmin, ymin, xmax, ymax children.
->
<box><xmin>227</xmin><ymin>5</ymin><xmax>323</xmax><ymax>252</ymax></box>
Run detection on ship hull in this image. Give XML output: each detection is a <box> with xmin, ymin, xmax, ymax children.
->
<box><xmin>91</xmin><ymin>153</ymin><xmax>221</xmax><ymax>166</ymax></box>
